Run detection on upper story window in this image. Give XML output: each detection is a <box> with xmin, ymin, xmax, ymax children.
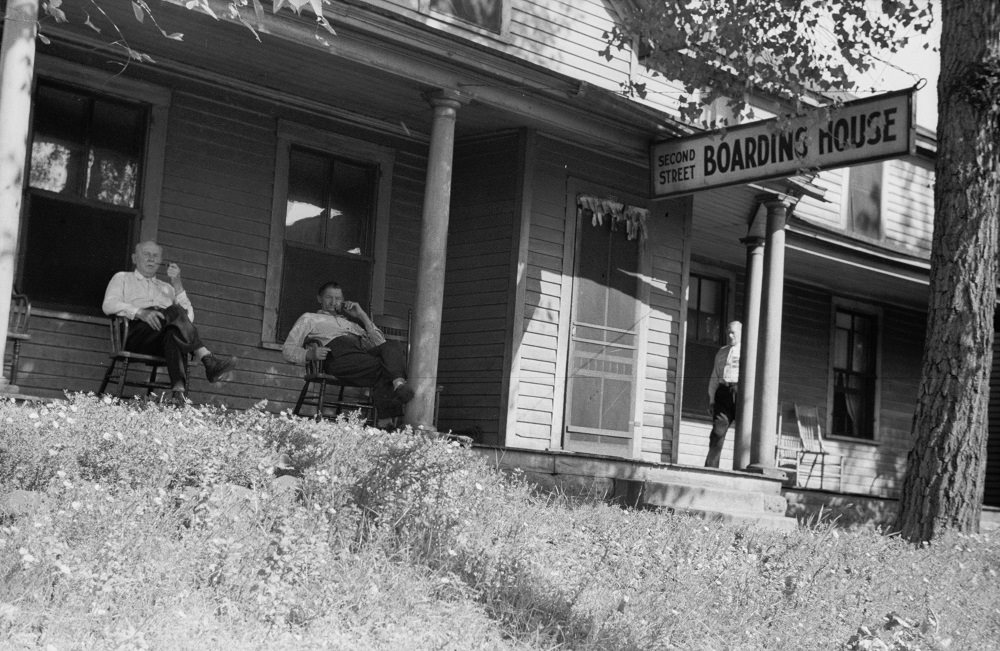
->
<box><xmin>831</xmin><ymin>304</ymin><xmax>880</xmax><ymax>439</ymax></box>
<box><xmin>843</xmin><ymin>162</ymin><xmax>884</xmax><ymax>241</ymax></box>
<box><xmin>682</xmin><ymin>272</ymin><xmax>729</xmax><ymax>417</ymax></box>
<box><xmin>262</xmin><ymin>123</ymin><xmax>394</xmax><ymax>345</ymax></box>
<box><xmin>20</xmin><ymin>80</ymin><xmax>149</xmax><ymax>314</ymax></box>
<box><xmin>422</xmin><ymin>0</ymin><xmax>506</xmax><ymax>34</ymax></box>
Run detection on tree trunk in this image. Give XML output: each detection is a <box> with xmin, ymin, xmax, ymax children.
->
<box><xmin>895</xmin><ymin>1</ymin><xmax>1000</xmax><ymax>542</ymax></box>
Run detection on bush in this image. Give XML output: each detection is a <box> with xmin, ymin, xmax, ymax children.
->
<box><xmin>1</xmin><ymin>394</ymin><xmax>998</xmax><ymax>650</ymax></box>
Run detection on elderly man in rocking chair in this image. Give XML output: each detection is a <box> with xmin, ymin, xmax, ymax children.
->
<box><xmin>102</xmin><ymin>240</ymin><xmax>238</xmax><ymax>405</ymax></box>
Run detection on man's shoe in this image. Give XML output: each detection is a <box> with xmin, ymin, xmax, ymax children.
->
<box><xmin>203</xmin><ymin>354</ymin><xmax>238</xmax><ymax>383</ymax></box>
<box><xmin>394</xmin><ymin>382</ymin><xmax>415</xmax><ymax>404</ymax></box>
<box><xmin>170</xmin><ymin>390</ymin><xmax>189</xmax><ymax>407</ymax></box>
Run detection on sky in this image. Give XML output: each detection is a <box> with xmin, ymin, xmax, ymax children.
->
<box><xmin>854</xmin><ymin>5</ymin><xmax>941</xmax><ymax>130</ymax></box>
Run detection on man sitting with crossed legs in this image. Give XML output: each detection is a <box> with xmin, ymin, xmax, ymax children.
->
<box><xmin>102</xmin><ymin>240</ymin><xmax>238</xmax><ymax>405</ymax></box>
<box><xmin>282</xmin><ymin>281</ymin><xmax>413</xmax><ymax>428</ymax></box>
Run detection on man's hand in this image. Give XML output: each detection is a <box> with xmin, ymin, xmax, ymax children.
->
<box><xmin>166</xmin><ymin>262</ymin><xmax>181</xmax><ymax>280</ymax></box>
<box><xmin>306</xmin><ymin>346</ymin><xmax>331</xmax><ymax>361</ymax></box>
<box><xmin>136</xmin><ymin>308</ymin><xmax>165</xmax><ymax>331</ymax></box>
<box><xmin>341</xmin><ymin>301</ymin><xmax>368</xmax><ymax>321</ymax></box>
<box><xmin>707</xmin><ymin>402</ymin><xmax>715</xmax><ymax>417</ymax></box>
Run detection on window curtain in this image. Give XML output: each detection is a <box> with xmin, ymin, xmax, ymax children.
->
<box><xmin>577</xmin><ymin>194</ymin><xmax>648</xmax><ymax>241</ymax></box>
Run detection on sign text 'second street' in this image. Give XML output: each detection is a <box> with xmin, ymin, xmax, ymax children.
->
<box><xmin>650</xmin><ymin>89</ymin><xmax>915</xmax><ymax>198</ymax></box>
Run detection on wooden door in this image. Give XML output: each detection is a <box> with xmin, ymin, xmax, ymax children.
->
<box><xmin>563</xmin><ymin>199</ymin><xmax>641</xmax><ymax>456</ymax></box>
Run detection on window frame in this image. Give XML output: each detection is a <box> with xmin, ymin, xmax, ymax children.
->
<box><xmin>681</xmin><ymin>263</ymin><xmax>735</xmax><ymax>419</ymax></box>
<box><xmin>19</xmin><ymin>55</ymin><xmax>169</xmax><ymax>319</ymax></box>
<box><xmin>418</xmin><ymin>0</ymin><xmax>511</xmax><ymax>36</ymax></box>
<box><xmin>840</xmin><ymin>162</ymin><xmax>886</xmax><ymax>243</ymax></box>
<box><xmin>261</xmin><ymin>120</ymin><xmax>393</xmax><ymax>346</ymax></box>
<box><xmin>826</xmin><ymin>298</ymin><xmax>883</xmax><ymax>442</ymax></box>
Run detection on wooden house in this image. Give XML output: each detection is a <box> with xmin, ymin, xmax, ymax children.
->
<box><xmin>0</xmin><ymin>0</ymin><xmax>996</xmax><ymax>517</ymax></box>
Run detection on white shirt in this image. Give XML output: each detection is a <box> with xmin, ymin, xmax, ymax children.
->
<box><xmin>282</xmin><ymin>311</ymin><xmax>386</xmax><ymax>365</ymax></box>
<box><xmin>102</xmin><ymin>270</ymin><xmax>194</xmax><ymax>322</ymax></box>
<box><xmin>708</xmin><ymin>343</ymin><xmax>740</xmax><ymax>400</ymax></box>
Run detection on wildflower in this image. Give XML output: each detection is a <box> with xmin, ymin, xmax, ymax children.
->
<box><xmin>71</xmin><ymin>501</ymin><xmax>82</xmax><ymax>511</ymax></box>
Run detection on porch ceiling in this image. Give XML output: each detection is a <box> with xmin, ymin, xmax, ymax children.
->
<box><xmin>45</xmin><ymin>2</ymin><xmax>675</xmax><ymax>156</ymax></box>
<box><xmin>688</xmin><ymin>186</ymin><xmax>930</xmax><ymax>311</ymax></box>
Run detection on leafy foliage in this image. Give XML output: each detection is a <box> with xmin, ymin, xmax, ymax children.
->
<box><xmin>602</xmin><ymin>0</ymin><xmax>934</xmax><ymax>126</ymax></box>
<box><xmin>37</xmin><ymin>0</ymin><xmax>337</xmax><ymax>63</ymax></box>
<box><xmin>1</xmin><ymin>395</ymin><xmax>998</xmax><ymax>648</ymax></box>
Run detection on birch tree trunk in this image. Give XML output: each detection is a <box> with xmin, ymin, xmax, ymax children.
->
<box><xmin>896</xmin><ymin>0</ymin><xmax>1000</xmax><ymax>542</ymax></box>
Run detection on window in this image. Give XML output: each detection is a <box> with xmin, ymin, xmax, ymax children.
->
<box><xmin>682</xmin><ymin>273</ymin><xmax>728</xmax><ymax>416</ymax></box>
<box><xmin>831</xmin><ymin>306</ymin><xmax>879</xmax><ymax>439</ymax></box>
<box><xmin>20</xmin><ymin>80</ymin><xmax>148</xmax><ymax>314</ymax></box>
<box><xmin>263</xmin><ymin>123</ymin><xmax>393</xmax><ymax>344</ymax></box>
<box><xmin>424</xmin><ymin>0</ymin><xmax>506</xmax><ymax>33</ymax></box>
<box><xmin>843</xmin><ymin>162</ymin><xmax>883</xmax><ymax>240</ymax></box>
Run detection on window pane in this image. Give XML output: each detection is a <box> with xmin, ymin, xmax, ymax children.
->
<box><xmin>847</xmin><ymin>163</ymin><xmax>882</xmax><ymax>239</ymax></box>
<box><xmin>682</xmin><ymin>341</ymin><xmax>716</xmax><ymax>416</ymax></box>
<box><xmin>21</xmin><ymin>194</ymin><xmax>133</xmax><ymax>313</ymax></box>
<box><xmin>277</xmin><ymin>244</ymin><xmax>372</xmax><ymax>340</ymax></box>
<box><xmin>831</xmin><ymin>308</ymin><xmax>877</xmax><ymax>439</ymax></box>
<box><xmin>285</xmin><ymin>148</ymin><xmax>330</xmax><ymax>246</ymax></box>
<box><xmin>699</xmin><ymin>278</ymin><xmax>719</xmax><ymax>313</ymax></box>
<box><xmin>86</xmin><ymin>99</ymin><xmax>144</xmax><ymax>206</ymax></box>
<box><xmin>429</xmin><ymin>0</ymin><xmax>502</xmax><ymax>32</ymax></box>
<box><xmin>688</xmin><ymin>274</ymin><xmax>725</xmax><ymax>345</ymax></box>
<box><xmin>22</xmin><ymin>81</ymin><xmax>146</xmax><ymax>312</ymax></box>
<box><xmin>326</xmin><ymin>160</ymin><xmax>374</xmax><ymax>254</ymax></box>
<box><xmin>30</xmin><ymin>139</ymin><xmax>81</xmax><ymax>195</ymax></box>
<box><xmin>32</xmin><ymin>84</ymin><xmax>89</xmax><ymax>148</ymax></box>
<box><xmin>87</xmin><ymin>148</ymin><xmax>139</xmax><ymax>207</ymax></box>
<box><xmin>701</xmin><ymin>313</ymin><xmax>720</xmax><ymax>344</ymax></box>
<box><xmin>834</xmin><ymin>327</ymin><xmax>849</xmax><ymax>369</ymax></box>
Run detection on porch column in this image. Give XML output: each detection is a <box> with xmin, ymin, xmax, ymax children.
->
<box><xmin>0</xmin><ymin>0</ymin><xmax>38</xmax><ymax>391</ymax></box>
<box><xmin>734</xmin><ymin>208</ymin><xmax>766</xmax><ymax>470</ymax></box>
<box><xmin>404</xmin><ymin>89</ymin><xmax>466</xmax><ymax>430</ymax></box>
<box><xmin>748</xmin><ymin>197</ymin><xmax>788</xmax><ymax>476</ymax></box>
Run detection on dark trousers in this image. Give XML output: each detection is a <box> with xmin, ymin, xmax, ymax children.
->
<box><xmin>125</xmin><ymin>304</ymin><xmax>203</xmax><ymax>389</ymax></box>
<box><xmin>706</xmin><ymin>383</ymin><xmax>738</xmax><ymax>468</ymax></box>
<box><xmin>321</xmin><ymin>335</ymin><xmax>408</xmax><ymax>418</ymax></box>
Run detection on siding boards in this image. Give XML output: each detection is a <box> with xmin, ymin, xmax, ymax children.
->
<box><xmin>436</xmin><ymin>133</ymin><xmax>521</xmax><ymax>439</ymax></box>
<box><xmin>15</xmin><ymin>68</ymin><xmax>427</xmax><ymax>414</ymax></box>
<box><xmin>508</xmin><ymin>134</ymin><xmax>682</xmax><ymax>460</ymax></box>
<box><xmin>675</xmin><ymin>279</ymin><xmax>924</xmax><ymax>497</ymax></box>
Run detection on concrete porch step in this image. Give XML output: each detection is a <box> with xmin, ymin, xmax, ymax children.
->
<box><xmin>473</xmin><ymin>446</ymin><xmax>796</xmax><ymax>531</ymax></box>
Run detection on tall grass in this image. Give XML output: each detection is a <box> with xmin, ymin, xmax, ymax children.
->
<box><xmin>1</xmin><ymin>394</ymin><xmax>997</xmax><ymax>650</ymax></box>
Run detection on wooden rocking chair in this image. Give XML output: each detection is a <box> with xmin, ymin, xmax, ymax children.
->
<box><xmin>293</xmin><ymin>311</ymin><xmax>411</xmax><ymax>424</ymax></box>
<box><xmin>791</xmin><ymin>403</ymin><xmax>844</xmax><ymax>491</ymax></box>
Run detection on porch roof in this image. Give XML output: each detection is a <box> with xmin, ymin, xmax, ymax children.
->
<box><xmin>45</xmin><ymin>1</ymin><xmax>688</xmax><ymax>159</ymax></box>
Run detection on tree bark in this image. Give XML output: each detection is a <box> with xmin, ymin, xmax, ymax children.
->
<box><xmin>896</xmin><ymin>0</ymin><xmax>1000</xmax><ymax>542</ymax></box>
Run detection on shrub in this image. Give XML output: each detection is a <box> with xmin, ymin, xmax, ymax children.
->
<box><xmin>1</xmin><ymin>394</ymin><xmax>998</xmax><ymax>650</ymax></box>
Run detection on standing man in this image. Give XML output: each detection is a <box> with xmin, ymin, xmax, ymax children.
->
<box><xmin>102</xmin><ymin>241</ymin><xmax>238</xmax><ymax>404</ymax></box>
<box><xmin>706</xmin><ymin>320</ymin><xmax>742</xmax><ymax>468</ymax></box>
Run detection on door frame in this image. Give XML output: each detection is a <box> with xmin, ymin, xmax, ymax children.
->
<box><xmin>553</xmin><ymin>177</ymin><xmax>650</xmax><ymax>458</ymax></box>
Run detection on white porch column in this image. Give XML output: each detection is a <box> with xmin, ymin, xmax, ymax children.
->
<box><xmin>748</xmin><ymin>197</ymin><xmax>788</xmax><ymax>477</ymax></box>
<box><xmin>404</xmin><ymin>89</ymin><xmax>466</xmax><ymax>429</ymax></box>
<box><xmin>734</xmin><ymin>205</ymin><xmax>766</xmax><ymax>470</ymax></box>
<box><xmin>0</xmin><ymin>0</ymin><xmax>38</xmax><ymax>391</ymax></box>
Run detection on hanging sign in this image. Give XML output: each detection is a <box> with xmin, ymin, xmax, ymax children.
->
<box><xmin>650</xmin><ymin>88</ymin><xmax>915</xmax><ymax>198</ymax></box>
